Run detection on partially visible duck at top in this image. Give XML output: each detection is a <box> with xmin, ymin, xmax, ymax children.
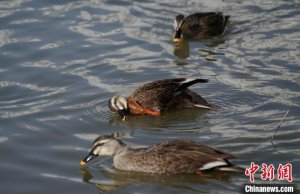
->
<box><xmin>173</xmin><ymin>12</ymin><xmax>230</xmax><ymax>42</ymax></box>
<box><xmin>108</xmin><ymin>78</ymin><xmax>216</xmax><ymax>121</ymax></box>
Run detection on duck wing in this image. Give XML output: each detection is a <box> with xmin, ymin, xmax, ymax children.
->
<box><xmin>131</xmin><ymin>78</ymin><xmax>185</xmax><ymax>94</ymax></box>
<box><xmin>129</xmin><ymin>78</ymin><xmax>208</xmax><ymax>111</ymax></box>
<box><xmin>182</xmin><ymin>12</ymin><xmax>229</xmax><ymax>38</ymax></box>
<box><xmin>132</xmin><ymin>140</ymin><xmax>235</xmax><ymax>175</ymax></box>
<box><xmin>155</xmin><ymin>140</ymin><xmax>235</xmax><ymax>159</ymax></box>
<box><xmin>168</xmin><ymin>89</ymin><xmax>213</xmax><ymax>109</ymax></box>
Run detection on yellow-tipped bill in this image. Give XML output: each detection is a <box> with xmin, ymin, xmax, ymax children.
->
<box><xmin>81</xmin><ymin>152</ymin><xmax>97</xmax><ymax>166</ymax></box>
<box><xmin>173</xmin><ymin>28</ymin><xmax>182</xmax><ymax>43</ymax></box>
<box><xmin>173</xmin><ymin>38</ymin><xmax>182</xmax><ymax>43</ymax></box>
<box><xmin>80</xmin><ymin>160</ymin><xmax>86</xmax><ymax>166</ymax></box>
<box><xmin>121</xmin><ymin>116</ymin><xmax>127</xmax><ymax>122</ymax></box>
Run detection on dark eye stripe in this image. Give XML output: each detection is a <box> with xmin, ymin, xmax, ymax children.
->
<box><xmin>113</xmin><ymin>97</ymin><xmax>117</xmax><ymax>106</ymax></box>
<box><xmin>108</xmin><ymin>98</ymin><xmax>117</xmax><ymax>112</ymax></box>
<box><xmin>91</xmin><ymin>142</ymin><xmax>104</xmax><ymax>152</ymax></box>
<box><xmin>95</xmin><ymin>142</ymin><xmax>104</xmax><ymax>147</ymax></box>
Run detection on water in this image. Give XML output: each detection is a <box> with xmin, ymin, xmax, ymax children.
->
<box><xmin>0</xmin><ymin>0</ymin><xmax>299</xmax><ymax>193</ymax></box>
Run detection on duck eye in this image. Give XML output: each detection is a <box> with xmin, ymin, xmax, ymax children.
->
<box><xmin>95</xmin><ymin>143</ymin><xmax>104</xmax><ymax>147</ymax></box>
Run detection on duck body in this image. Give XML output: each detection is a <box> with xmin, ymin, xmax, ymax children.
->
<box><xmin>113</xmin><ymin>140</ymin><xmax>235</xmax><ymax>175</ymax></box>
<box><xmin>174</xmin><ymin>12</ymin><xmax>230</xmax><ymax>41</ymax></box>
<box><xmin>108</xmin><ymin>78</ymin><xmax>214</xmax><ymax>119</ymax></box>
<box><xmin>80</xmin><ymin>134</ymin><xmax>243</xmax><ymax>175</ymax></box>
<box><xmin>129</xmin><ymin>78</ymin><xmax>213</xmax><ymax>112</ymax></box>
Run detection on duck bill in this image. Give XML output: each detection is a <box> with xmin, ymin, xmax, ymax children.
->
<box><xmin>173</xmin><ymin>29</ymin><xmax>182</xmax><ymax>43</ymax></box>
<box><xmin>80</xmin><ymin>152</ymin><xmax>97</xmax><ymax>166</ymax></box>
<box><xmin>118</xmin><ymin>109</ymin><xmax>128</xmax><ymax>121</ymax></box>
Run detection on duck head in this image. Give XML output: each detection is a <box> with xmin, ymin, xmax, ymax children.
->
<box><xmin>80</xmin><ymin>134</ymin><xmax>126</xmax><ymax>166</ymax></box>
<box><xmin>173</xmin><ymin>14</ymin><xmax>185</xmax><ymax>43</ymax></box>
<box><xmin>108</xmin><ymin>96</ymin><xmax>129</xmax><ymax>121</ymax></box>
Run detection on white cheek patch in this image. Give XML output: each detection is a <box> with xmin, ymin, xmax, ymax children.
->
<box><xmin>93</xmin><ymin>146</ymin><xmax>102</xmax><ymax>155</ymax></box>
<box><xmin>178</xmin><ymin>20</ymin><xmax>184</xmax><ymax>29</ymax></box>
<box><xmin>199</xmin><ymin>161</ymin><xmax>228</xmax><ymax>170</ymax></box>
<box><xmin>174</xmin><ymin>21</ymin><xmax>178</xmax><ymax>30</ymax></box>
<box><xmin>116</xmin><ymin>96</ymin><xmax>127</xmax><ymax>110</ymax></box>
<box><xmin>100</xmin><ymin>147</ymin><xmax>112</xmax><ymax>155</ymax></box>
<box><xmin>116</xmin><ymin>101</ymin><xmax>125</xmax><ymax>110</ymax></box>
<box><xmin>112</xmin><ymin>97</ymin><xmax>119</xmax><ymax>110</ymax></box>
<box><xmin>94</xmin><ymin>147</ymin><xmax>112</xmax><ymax>156</ymax></box>
<box><xmin>109</xmin><ymin>97</ymin><xmax>118</xmax><ymax>111</ymax></box>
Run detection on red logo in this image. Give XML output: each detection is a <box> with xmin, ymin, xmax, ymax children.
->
<box><xmin>245</xmin><ymin>162</ymin><xmax>259</xmax><ymax>183</ymax></box>
<box><xmin>245</xmin><ymin>162</ymin><xmax>293</xmax><ymax>183</ymax></box>
<box><xmin>261</xmin><ymin>163</ymin><xmax>275</xmax><ymax>181</ymax></box>
<box><xmin>277</xmin><ymin>163</ymin><xmax>293</xmax><ymax>182</ymax></box>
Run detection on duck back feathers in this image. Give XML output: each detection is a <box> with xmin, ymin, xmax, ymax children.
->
<box><xmin>114</xmin><ymin>140</ymin><xmax>236</xmax><ymax>175</ymax></box>
<box><xmin>175</xmin><ymin>12</ymin><xmax>230</xmax><ymax>40</ymax></box>
<box><xmin>129</xmin><ymin>78</ymin><xmax>213</xmax><ymax>111</ymax></box>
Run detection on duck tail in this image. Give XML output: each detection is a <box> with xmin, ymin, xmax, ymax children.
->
<box><xmin>194</xmin><ymin>104</ymin><xmax>214</xmax><ymax>109</ymax></box>
<box><xmin>218</xmin><ymin>166</ymin><xmax>245</xmax><ymax>173</ymax></box>
<box><xmin>176</xmin><ymin>78</ymin><xmax>208</xmax><ymax>92</ymax></box>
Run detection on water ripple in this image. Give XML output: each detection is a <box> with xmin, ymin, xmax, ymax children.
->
<box><xmin>82</xmin><ymin>97</ymin><xmax>113</xmax><ymax>123</ymax></box>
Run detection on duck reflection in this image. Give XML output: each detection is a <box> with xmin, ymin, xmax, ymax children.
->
<box><xmin>173</xmin><ymin>37</ymin><xmax>226</xmax><ymax>61</ymax></box>
<box><xmin>173</xmin><ymin>40</ymin><xmax>190</xmax><ymax>59</ymax></box>
<box><xmin>80</xmin><ymin>168</ymin><xmax>127</xmax><ymax>193</ymax></box>
<box><xmin>80</xmin><ymin>167</ymin><xmax>236</xmax><ymax>194</ymax></box>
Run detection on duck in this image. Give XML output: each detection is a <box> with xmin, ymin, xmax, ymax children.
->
<box><xmin>173</xmin><ymin>12</ymin><xmax>230</xmax><ymax>42</ymax></box>
<box><xmin>108</xmin><ymin>78</ymin><xmax>215</xmax><ymax>121</ymax></box>
<box><xmin>80</xmin><ymin>133</ymin><xmax>244</xmax><ymax>175</ymax></box>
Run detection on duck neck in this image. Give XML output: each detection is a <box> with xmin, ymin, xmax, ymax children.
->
<box><xmin>114</xmin><ymin>142</ymin><xmax>129</xmax><ymax>156</ymax></box>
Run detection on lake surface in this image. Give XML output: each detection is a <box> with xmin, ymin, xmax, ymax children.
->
<box><xmin>0</xmin><ymin>0</ymin><xmax>299</xmax><ymax>193</ymax></box>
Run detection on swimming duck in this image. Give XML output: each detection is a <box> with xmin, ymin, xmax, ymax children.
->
<box><xmin>108</xmin><ymin>78</ymin><xmax>215</xmax><ymax>121</ymax></box>
<box><xmin>173</xmin><ymin>12</ymin><xmax>230</xmax><ymax>42</ymax></box>
<box><xmin>80</xmin><ymin>133</ymin><xmax>244</xmax><ymax>175</ymax></box>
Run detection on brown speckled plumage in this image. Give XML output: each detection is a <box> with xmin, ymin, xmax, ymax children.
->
<box><xmin>81</xmin><ymin>134</ymin><xmax>243</xmax><ymax>175</ymax></box>
<box><xmin>128</xmin><ymin>78</ymin><xmax>214</xmax><ymax>112</ymax></box>
<box><xmin>114</xmin><ymin>140</ymin><xmax>235</xmax><ymax>174</ymax></box>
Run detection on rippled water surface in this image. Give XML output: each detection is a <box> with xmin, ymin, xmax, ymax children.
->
<box><xmin>1</xmin><ymin>0</ymin><xmax>299</xmax><ymax>193</ymax></box>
